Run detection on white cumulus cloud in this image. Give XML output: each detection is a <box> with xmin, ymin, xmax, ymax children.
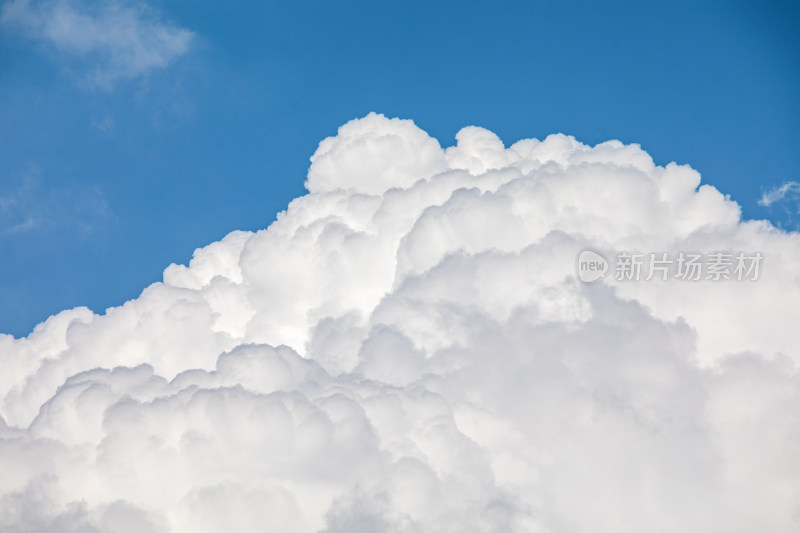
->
<box><xmin>1</xmin><ymin>113</ymin><xmax>799</xmax><ymax>532</ymax></box>
<box><xmin>1</xmin><ymin>0</ymin><xmax>193</xmax><ymax>86</ymax></box>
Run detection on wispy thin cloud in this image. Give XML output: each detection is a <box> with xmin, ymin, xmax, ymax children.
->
<box><xmin>758</xmin><ymin>181</ymin><xmax>800</xmax><ymax>207</ymax></box>
<box><xmin>90</xmin><ymin>116</ymin><xmax>114</xmax><ymax>132</ymax></box>
<box><xmin>1</xmin><ymin>0</ymin><xmax>193</xmax><ymax>87</ymax></box>
<box><xmin>0</xmin><ymin>171</ymin><xmax>111</xmax><ymax>237</ymax></box>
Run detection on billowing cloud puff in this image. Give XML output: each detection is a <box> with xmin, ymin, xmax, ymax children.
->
<box><xmin>1</xmin><ymin>113</ymin><xmax>799</xmax><ymax>532</ymax></box>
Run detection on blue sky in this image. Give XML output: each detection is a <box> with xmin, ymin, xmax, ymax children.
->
<box><xmin>0</xmin><ymin>0</ymin><xmax>797</xmax><ymax>338</ymax></box>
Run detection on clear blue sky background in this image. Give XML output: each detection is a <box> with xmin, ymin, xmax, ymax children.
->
<box><xmin>0</xmin><ymin>0</ymin><xmax>798</xmax><ymax>337</ymax></box>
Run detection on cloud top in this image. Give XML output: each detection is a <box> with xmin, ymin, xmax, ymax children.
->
<box><xmin>307</xmin><ymin>113</ymin><xmax>448</xmax><ymax>195</ymax></box>
<box><xmin>1</xmin><ymin>114</ymin><xmax>799</xmax><ymax>532</ymax></box>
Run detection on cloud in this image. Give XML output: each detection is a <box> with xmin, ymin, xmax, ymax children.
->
<box><xmin>1</xmin><ymin>0</ymin><xmax>193</xmax><ymax>87</ymax></box>
<box><xmin>0</xmin><ymin>171</ymin><xmax>111</xmax><ymax>236</ymax></box>
<box><xmin>759</xmin><ymin>180</ymin><xmax>800</xmax><ymax>207</ymax></box>
<box><xmin>1</xmin><ymin>113</ymin><xmax>799</xmax><ymax>531</ymax></box>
